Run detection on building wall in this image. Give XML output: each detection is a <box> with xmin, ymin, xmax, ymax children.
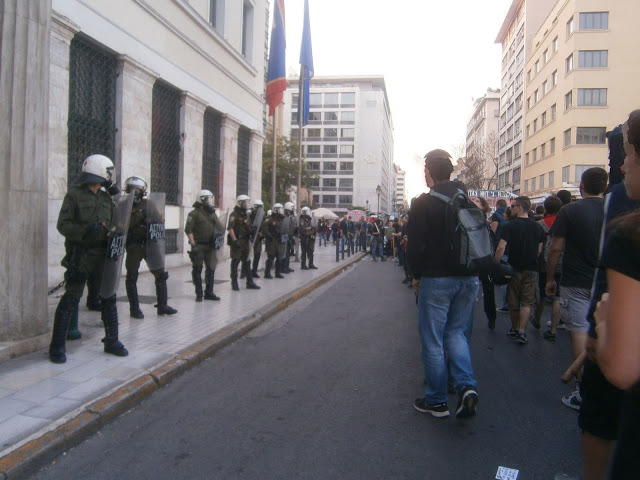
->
<box><xmin>47</xmin><ymin>0</ymin><xmax>268</xmax><ymax>286</ymax></box>
<box><xmin>466</xmin><ymin>89</ymin><xmax>501</xmax><ymax>190</ymax></box>
<box><xmin>522</xmin><ymin>0</ymin><xmax>640</xmax><ymax>201</ymax></box>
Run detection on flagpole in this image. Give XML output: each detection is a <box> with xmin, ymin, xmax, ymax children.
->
<box><xmin>297</xmin><ymin>68</ymin><xmax>304</xmax><ymax>216</ymax></box>
<box><xmin>271</xmin><ymin>104</ymin><xmax>278</xmax><ymax>207</ymax></box>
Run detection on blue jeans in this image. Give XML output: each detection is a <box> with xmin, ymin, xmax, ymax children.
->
<box><xmin>371</xmin><ymin>238</ymin><xmax>383</xmax><ymax>258</ymax></box>
<box><xmin>418</xmin><ymin>276</ymin><xmax>478</xmax><ymax>404</ymax></box>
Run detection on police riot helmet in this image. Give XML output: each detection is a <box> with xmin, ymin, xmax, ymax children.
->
<box><xmin>301</xmin><ymin>206</ymin><xmax>311</xmax><ymax>216</ymax></box>
<box><xmin>273</xmin><ymin>203</ymin><xmax>284</xmax><ymax>215</ymax></box>
<box><xmin>254</xmin><ymin>199</ymin><xmax>264</xmax><ymax>209</ymax></box>
<box><xmin>236</xmin><ymin>194</ymin><xmax>250</xmax><ymax>209</ymax></box>
<box><xmin>79</xmin><ymin>154</ymin><xmax>115</xmax><ymax>185</ymax></box>
<box><xmin>284</xmin><ymin>201</ymin><xmax>294</xmax><ymax>213</ymax></box>
<box><xmin>198</xmin><ymin>189</ymin><xmax>215</xmax><ymax>206</ymax></box>
<box><xmin>267</xmin><ymin>209</ymin><xmax>272</xmax><ymax>216</ymax></box>
<box><xmin>124</xmin><ymin>176</ymin><xmax>148</xmax><ymax>202</ymax></box>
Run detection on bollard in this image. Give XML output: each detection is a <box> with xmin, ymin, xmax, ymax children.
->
<box><xmin>67</xmin><ymin>304</ymin><xmax>82</xmax><ymax>340</ymax></box>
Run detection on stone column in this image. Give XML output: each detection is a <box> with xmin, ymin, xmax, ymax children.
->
<box><xmin>48</xmin><ymin>12</ymin><xmax>79</xmax><ymax>287</ymax></box>
<box><xmin>0</xmin><ymin>1</ymin><xmax>52</xmax><ymax>352</ymax></box>
<box><xmin>115</xmin><ymin>55</ymin><xmax>157</xmax><ymax>184</ymax></box>
<box><xmin>249</xmin><ymin>130</ymin><xmax>265</xmax><ymax>203</ymax></box>
<box><xmin>220</xmin><ymin>115</ymin><xmax>240</xmax><ymax>210</ymax></box>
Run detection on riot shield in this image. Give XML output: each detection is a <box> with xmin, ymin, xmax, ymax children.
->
<box><xmin>215</xmin><ymin>208</ymin><xmax>230</xmax><ymax>263</ymax></box>
<box><xmin>249</xmin><ymin>206</ymin><xmax>264</xmax><ymax>251</ymax></box>
<box><xmin>100</xmin><ymin>193</ymin><xmax>135</xmax><ymax>299</ymax></box>
<box><xmin>145</xmin><ymin>192</ymin><xmax>166</xmax><ymax>271</ymax></box>
<box><xmin>278</xmin><ymin>215</ymin><xmax>290</xmax><ymax>260</ymax></box>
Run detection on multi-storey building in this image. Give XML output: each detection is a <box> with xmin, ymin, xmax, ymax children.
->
<box><xmin>1</xmin><ymin>1</ymin><xmax>268</xmax><ymax>346</ymax></box>
<box><xmin>496</xmin><ymin>0</ymin><xmax>556</xmax><ymax>195</ymax></box>
<box><xmin>394</xmin><ymin>164</ymin><xmax>407</xmax><ymax>214</ymax></box>
<box><xmin>465</xmin><ymin>88</ymin><xmax>501</xmax><ymax>190</ymax></box>
<box><xmin>522</xmin><ymin>1</ymin><xmax>640</xmax><ymax>201</ymax></box>
<box><xmin>282</xmin><ymin>75</ymin><xmax>394</xmax><ymax>216</ymax></box>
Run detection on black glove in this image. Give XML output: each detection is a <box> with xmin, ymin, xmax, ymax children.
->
<box><xmin>86</xmin><ymin>222</ymin><xmax>107</xmax><ymax>236</ymax></box>
<box><xmin>234</xmin><ymin>240</ymin><xmax>242</xmax><ymax>248</ymax></box>
<box><xmin>107</xmin><ymin>184</ymin><xmax>120</xmax><ymax>196</ymax></box>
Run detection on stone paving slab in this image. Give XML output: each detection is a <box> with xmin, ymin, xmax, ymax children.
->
<box><xmin>0</xmin><ymin>246</ymin><xmax>364</xmax><ymax>478</ymax></box>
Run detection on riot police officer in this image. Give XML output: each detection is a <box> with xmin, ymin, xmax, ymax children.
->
<box><xmin>262</xmin><ymin>203</ymin><xmax>284</xmax><ymax>279</ymax></box>
<box><xmin>299</xmin><ymin>207</ymin><xmax>318</xmax><ymax>270</ymax></box>
<box><xmin>228</xmin><ymin>195</ymin><xmax>260</xmax><ymax>291</ymax></box>
<box><xmin>250</xmin><ymin>199</ymin><xmax>265</xmax><ymax>278</ymax></box>
<box><xmin>185</xmin><ymin>190</ymin><xmax>224</xmax><ymax>301</ymax></box>
<box><xmin>123</xmin><ymin>176</ymin><xmax>177</xmax><ymax>318</ymax></box>
<box><xmin>282</xmin><ymin>201</ymin><xmax>296</xmax><ymax>273</ymax></box>
<box><xmin>49</xmin><ymin>154</ymin><xmax>128</xmax><ymax>363</ymax></box>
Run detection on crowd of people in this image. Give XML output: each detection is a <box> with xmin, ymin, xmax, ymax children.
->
<box><xmin>401</xmin><ymin>110</ymin><xmax>640</xmax><ymax>479</ymax></box>
<box><xmin>49</xmin><ymin>108</ymin><xmax>640</xmax><ymax>478</ymax></box>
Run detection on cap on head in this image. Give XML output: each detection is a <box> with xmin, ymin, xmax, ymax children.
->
<box><xmin>80</xmin><ymin>154</ymin><xmax>115</xmax><ymax>184</ymax></box>
<box><xmin>424</xmin><ymin>149</ymin><xmax>454</xmax><ymax>182</ymax></box>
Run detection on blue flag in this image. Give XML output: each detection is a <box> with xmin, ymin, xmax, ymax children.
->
<box><xmin>297</xmin><ymin>0</ymin><xmax>314</xmax><ymax>127</ymax></box>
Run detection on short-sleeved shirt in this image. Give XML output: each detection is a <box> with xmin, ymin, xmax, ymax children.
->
<box><xmin>501</xmin><ymin>217</ymin><xmax>544</xmax><ymax>272</ymax></box>
<box><xmin>602</xmin><ymin>227</ymin><xmax>640</xmax><ymax>283</ymax></box>
<box><xmin>550</xmin><ymin>197</ymin><xmax>604</xmax><ymax>289</ymax></box>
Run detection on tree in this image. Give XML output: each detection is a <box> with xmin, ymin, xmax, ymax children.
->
<box><xmin>464</xmin><ymin>132</ymin><xmax>498</xmax><ymax>190</ymax></box>
<box><xmin>262</xmin><ymin>135</ymin><xmax>317</xmax><ymax>210</ymax></box>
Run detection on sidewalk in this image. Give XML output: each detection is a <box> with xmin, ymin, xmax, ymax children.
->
<box><xmin>0</xmin><ymin>245</ymin><xmax>364</xmax><ymax>478</ymax></box>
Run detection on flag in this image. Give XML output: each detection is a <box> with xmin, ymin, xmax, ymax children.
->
<box><xmin>297</xmin><ymin>0</ymin><xmax>314</xmax><ymax>127</ymax></box>
<box><xmin>266</xmin><ymin>0</ymin><xmax>286</xmax><ymax>116</ymax></box>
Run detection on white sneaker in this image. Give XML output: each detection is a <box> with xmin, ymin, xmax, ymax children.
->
<box><xmin>546</xmin><ymin>319</ymin><xmax>566</xmax><ymax>329</ymax></box>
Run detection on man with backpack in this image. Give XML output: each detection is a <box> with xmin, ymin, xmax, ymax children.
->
<box><xmin>407</xmin><ymin>149</ymin><xmax>480</xmax><ymax>419</ymax></box>
<box><xmin>494</xmin><ymin>196</ymin><xmax>545</xmax><ymax>345</ymax></box>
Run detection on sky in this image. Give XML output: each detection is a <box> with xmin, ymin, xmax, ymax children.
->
<box><xmin>279</xmin><ymin>0</ymin><xmax>514</xmax><ymax>198</ymax></box>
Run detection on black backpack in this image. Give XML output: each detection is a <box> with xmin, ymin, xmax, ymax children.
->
<box><xmin>428</xmin><ymin>189</ymin><xmax>494</xmax><ymax>273</ymax></box>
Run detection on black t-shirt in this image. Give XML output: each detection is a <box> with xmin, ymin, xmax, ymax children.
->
<box><xmin>550</xmin><ymin>197</ymin><xmax>604</xmax><ymax>289</ymax></box>
<box><xmin>500</xmin><ymin>217</ymin><xmax>544</xmax><ymax>272</ymax></box>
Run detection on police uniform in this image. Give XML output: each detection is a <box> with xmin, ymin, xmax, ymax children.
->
<box><xmin>124</xmin><ymin>198</ymin><xmax>177</xmax><ymax>317</ymax></box>
<box><xmin>282</xmin><ymin>212</ymin><xmax>297</xmax><ymax>273</ymax></box>
<box><xmin>262</xmin><ymin>212</ymin><xmax>284</xmax><ymax>279</ymax></box>
<box><xmin>251</xmin><ymin>211</ymin><xmax>264</xmax><ymax>278</ymax></box>
<box><xmin>299</xmin><ymin>213</ymin><xmax>317</xmax><ymax>269</ymax></box>
<box><xmin>228</xmin><ymin>206</ymin><xmax>259</xmax><ymax>290</ymax></box>
<box><xmin>50</xmin><ymin>184</ymin><xmax>127</xmax><ymax>363</ymax></box>
<box><xmin>185</xmin><ymin>202</ymin><xmax>223</xmax><ymax>301</ymax></box>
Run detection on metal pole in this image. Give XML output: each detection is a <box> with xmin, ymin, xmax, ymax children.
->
<box><xmin>271</xmin><ymin>104</ymin><xmax>278</xmax><ymax>207</ymax></box>
<box><xmin>295</xmin><ymin>67</ymin><xmax>305</xmax><ymax>262</ymax></box>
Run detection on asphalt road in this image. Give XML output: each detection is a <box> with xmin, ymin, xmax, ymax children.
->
<box><xmin>27</xmin><ymin>258</ymin><xmax>582</xmax><ymax>480</ymax></box>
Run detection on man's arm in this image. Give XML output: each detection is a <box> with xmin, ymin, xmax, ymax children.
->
<box><xmin>494</xmin><ymin>239</ymin><xmax>507</xmax><ymax>262</ymax></box>
<box><xmin>490</xmin><ymin>220</ymin><xmax>499</xmax><ymax>234</ymax></box>
<box><xmin>545</xmin><ymin>236</ymin><xmax>565</xmax><ymax>296</ymax></box>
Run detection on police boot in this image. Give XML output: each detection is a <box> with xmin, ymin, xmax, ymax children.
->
<box><xmin>101</xmin><ymin>295</ymin><xmax>128</xmax><ymax>357</ymax></box>
<box><xmin>252</xmin><ymin>252</ymin><xmax>261</xmax><ymax>278</ymax></box>
<box><xmin>308</xmin><ymin>253</ymin><xmax>318</xmax><ymax>269</ymax></box>
<box><xmin>204</xmin><ymin>268</ymin><xmax>220</xmax><ymax>301</ymax></box>
<box><xmin>263</xmin><ymin>258</ymin><xmax>273</xmax><ymax>279</ymax></box>
<box><xmin>126</xmin><ymin>273</ymin><xmax>144</xmax><ymax>319</ymax></box>
<box><xmin>245</xmin><ymin>262</ymin><xmax>260</xmax><ymax>290</ymax></box>
<box><xmin>49</xmin><ymin>294</ymin><xmax>77</xmax><ymax>363</ymax></box>
<box><xmin>85</xmin><ymin>273</ymin><xmax>102</xmax><ymax>311</ymax></box>
<box><xmin>192</xmin><ymin>266</ymin><xmax>204</xmax><ymax>302</ymax></box>
<box><xmin>231</xmin><ymin>260</ymin><xmax>240</xmax><ymax>291</ymax></box>
<box><xmin>155</xmin><ymin>272</ymin><xmax>178</xmax><ymax>314</ymax></box>
<box><xmin>275</xmin><ymin>259</ymin><xmax>285</xmax><ymax>279</ymax></box>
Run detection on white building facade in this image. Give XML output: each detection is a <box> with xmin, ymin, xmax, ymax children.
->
<box><xmin>282</xmin><ymin>76</ymin><xmax>394</xmax><ymax>216</ymax></box>
<box><xmin>465</xmin><ymin>88</ymin><xmax>501</xmax><ymax>190</ymax></box>
<box><xmin>0</xmin><ymin>0</ymin><xmax>269</xmax><ymax>348</ymax></box>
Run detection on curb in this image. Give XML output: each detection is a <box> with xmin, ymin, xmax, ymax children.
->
<box><xmin>0</xmin><ymin>253</ymin><xmax>364</xmax><ymax>479</ymax></box>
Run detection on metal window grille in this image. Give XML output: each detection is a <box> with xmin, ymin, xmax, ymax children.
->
<box><xmin>165</xmin><ymin>228</ymin><xmax>178</xmax><ymax>254</ymax></box>
<box><xmin>236</xmin><ymin>127</ymin><xmax>250</xmax><ymax>195</ymax></box>
<box><xmin>202</xmin><ymin>108</ymin><xmax>222</xmax><ymax>203</ymax></box>
<box><xmin>67</xmin><ymin>35</ymin><xmax>116</xmax><ymax>186</ymax></box>
<box><xmin>151</xmin><ymin>81</ymin><xmax>181</xmax><ymax>205</ymax></box>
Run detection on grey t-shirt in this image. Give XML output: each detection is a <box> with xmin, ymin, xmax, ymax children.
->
<box><xmin>549</xmin><ymin>197</ymin><xmax>604</xmax><ymax>289</ymax></box>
